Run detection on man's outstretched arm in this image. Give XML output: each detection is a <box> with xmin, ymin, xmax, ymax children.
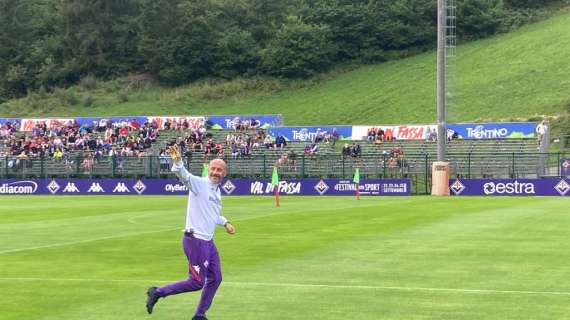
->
<box><xmin>170</xmin><ymin>146</ymin><xmax>194</xmax><ymax>189</ymax></box>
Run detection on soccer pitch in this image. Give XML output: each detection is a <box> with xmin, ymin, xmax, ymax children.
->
<box><xmin>1</xmin><ymin>196</ymin><xmax>569</xmax><ymax>320</ymax></box>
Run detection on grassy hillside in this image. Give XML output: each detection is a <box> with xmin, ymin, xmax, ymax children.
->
<box><xmin>1</xmin><ymin>7</ymin><xmax>569</xmax><ymax>125</ymax></box>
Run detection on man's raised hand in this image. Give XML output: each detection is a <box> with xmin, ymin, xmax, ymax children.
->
<box><xmin>169</xmin><ymin>145</ymin><xmax>181</xmax><ymax>162</ymax></box>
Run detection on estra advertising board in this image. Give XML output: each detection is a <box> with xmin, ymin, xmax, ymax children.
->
<box><xmin>449</xmin><ymin>179</ymin><xmax>570</xmax><ymax>196</ymax></box>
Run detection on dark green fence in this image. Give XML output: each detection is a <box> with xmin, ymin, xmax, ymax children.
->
<box><xmin>2</xmin><ymin>152</ymin><xmax>568</xmax><ymax>195</ymax></box>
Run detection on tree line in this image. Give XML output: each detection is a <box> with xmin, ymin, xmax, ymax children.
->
<box><xmin>0</xmin><ymin>0</ymin><xmax>564</xmax><ymax>102</ymax></box>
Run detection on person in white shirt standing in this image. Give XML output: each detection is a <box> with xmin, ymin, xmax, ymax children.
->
<box><xmin>146</xmin><ymin>145</ymin><xmax>235</xmax><ymax>320</ymax></box>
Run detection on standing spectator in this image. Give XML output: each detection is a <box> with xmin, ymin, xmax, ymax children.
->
<box><xmin>536</xmin><ymin>120</ymin><xmax>548</xmax><ymax>147</ymax></box>
<box><xmin>331</xmin><ymin>128</ymin><xmax>340</xmax><ymax>146</ymax></box>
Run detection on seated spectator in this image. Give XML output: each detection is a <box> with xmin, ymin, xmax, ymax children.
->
<box><xmin>342</xmin><ymin>143</ymin><xmax>352</xmax><ymax>157</ymax></box>
<box><xmin>204</xmin><ymin>139</ymin><xmax>215</xmax><ymax>155</ymax></box>
<box><xmin>288</xmin><ymin>149</ymin><xmax>297</xmax><ymax>167</ymax></box>
<box><xmin>309</xmin><ymin>142</ymin><xmax>319</xmax><ymax>155</ymax></box>
<box><xmin>446</xmin><ymin>129</ymin><xmax>454</xmax><ymax>141</ymax></box>
<box><xmin>94</xmin><ymin>148</ymin><xmax>104</xmax><ymax>163</ymax></box>
<box><xmin>322</xmin><ymin>131</ymin><xmax>331</xmax><ymax>144</ymax></box>
<box><xmin>387</xmin><ymin>156</ymin><xmax>398</xmax><ymax>169</ymax></box>
<box><xmin>239</xmin><ymin>143</ymin><xmax>251</xmax><ymax>157</ymax></box>
<box><xmin>367</xmin><ymin>128</ymin><xmax>375</xmax><ymax>143</ymax></box>
<box><xmin>377</xmin><ymin>128</ymin><xmax>385</xmax><ymax>141</ymax></box>
<box><xmin>314</xmin><ymin>128</ymin><xmax>324</xmax><ymax>143</ymax></box>
<box><xmin>159</xmin><ymin>149</ymin><xmax>171</xmax><ymax>170</ymax></box>
<box><xmin>53</xmin><ymin>148</ymin><xmax>63</xmax><ymax>162</ymax></box>
<box><xmin>374</xmin><ymin>134</ymin><xmax>383</xmax><ymax>145</ymax></box>
<box><xmin>230</xmin><ymin>143</ymin><xmax>239</xmax><ymax>159</ymax></box>
<box><xmin>351</xmin><ymin>143</ymin><xmax>362</xmax><ymax>158</ymax></box>
<box><xmin>82</xmin><ymin>153</ymin><xmax>94</xmax><ymax>172</ymax></box>
<box><xmin>275</xmin><ymin>134</ymin><xmax>287</xmax><ymax>149</ymax></box>
<box><xmin>214</xmin><ymin>143</ymin><xmax>224</xmax><ymax>157</ymax></box>
<box><xmin>276</xmin><ymin>153</ymin><xmax>289</xmax><ymax>167</ymax></box>
<box><xmin>263</xmin><ymin>135</ymin><xmax>274</xmax><ymax>149</ymax></box>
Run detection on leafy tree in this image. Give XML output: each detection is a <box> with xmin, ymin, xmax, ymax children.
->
<box><xmin>260</xmin><ymin>17</ymin><xmax>337</xmax><ymax>78</ymax></box>
<box><xmin>139</xmin><ymin>0</ymin><xmax>223</xmax><ymax>84</ymax></box>
<box><xmin>457</xmin><ymin>0</ymin><xmax>505</xmax><ymax>39</ymax></box>
<box><xmin>0</xmin><ymin>0</ymin><xmax>58</xmax><ymax>99</ymax></box>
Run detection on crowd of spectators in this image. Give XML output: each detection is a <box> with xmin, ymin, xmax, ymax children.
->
<box><xmin>341</xmin><ymin>143</ymin><xmax>362</xmax><ymax>158</ymax></box>
<box><xmin>0</xmin><ymin>119</ymin><xmax>160</xmax><ymax>170</ymax></box>
<box><xmin>382</xmin><ymin>147</ymin><xmax>407</xmax><ymax>170</ymax></box>
<box><xmin>231</xmin><ymin>118</ymin><xmax>260</xmax><ymax>131</ymax></box>
<box><xmin>366</xmin><ymin>127</ymin><xmax>395</xmax><ymax>144</ymax></box>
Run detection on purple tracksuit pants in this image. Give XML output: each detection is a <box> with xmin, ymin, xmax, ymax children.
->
<box><xmin>156</xmin><ymin>233</ymin><xmax>222</xmax><ymax>317</ymax></box>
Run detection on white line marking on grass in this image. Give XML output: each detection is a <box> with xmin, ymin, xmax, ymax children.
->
<box><xmin>0</xmin><ymin>227</ymin><xmax>179</xmax><ymax>255</ymax></box>
<box><xmin>0</xmin><ymin>200</ymin><xmax>409</xmax><ymax>255</ymax></box>
<box><xmin>0</xmin><ymin>277</ymin><xmax>568</xmax><ymax>297</ymax></box>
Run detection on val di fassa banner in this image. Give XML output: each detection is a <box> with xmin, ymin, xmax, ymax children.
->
<box><xmin>449</xmin><ymin>179</ymin><xmax>570</xmax><ymax>196</ymax></box>
<box><xmin>0</xmin><ymin>179</ymin><xmax>410</xmax><ymax>196</ymax></box>
<box><xmin>352</xmin><ymin>125</ymin><xmax>437</xmax><ymax>140</ymax></box>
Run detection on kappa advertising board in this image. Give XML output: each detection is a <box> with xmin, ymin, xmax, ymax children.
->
<box><xmin>449</xmin><ymin>179</ymin><xmax>570</xmax><ymax>196</ymax></box>
<box><xmin>268</xmin><ymin>126</ymin><xmax>352</xmax><ymax>142</ymax></box>
<box><xmin>0</xmin><ymin>179</ymin><xmax>410</xmax><ymax>196</ymax></box>
<box><xmin>447</xmin><ymin>122</ymin><xmax>536</xmax><ymax>140</ymax></box>
<box><xmin>207</xmin><ymin>115</ymin><xmax>283</xmax><ymax>130</ymax></box>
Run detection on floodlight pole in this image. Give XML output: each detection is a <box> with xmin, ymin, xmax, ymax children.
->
<box><xmin>437</xmin><ymin>0</ymin><xmax>446</xmax><ymax>161</ymax></box>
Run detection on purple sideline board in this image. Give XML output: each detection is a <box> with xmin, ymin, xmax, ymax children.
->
<box><xmin>449</xmin><ymin>179</ymin><xmax>570</xmax><ymax>196</ymax></box>
<box><xmin>0</xmin><ymin>179</ymin><xmax>410</xmax><ymax>196</ymax></box>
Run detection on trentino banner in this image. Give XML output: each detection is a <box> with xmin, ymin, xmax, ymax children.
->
<box><xmin>449</xmin><ymin>179</ymin><xmax>569</xmax><ymax>196</ymax></box>
<box><xmin>268</xmin><ymin>126</ymin><xmax>352</xmax><ymax>142</ymax></box>
<box><xmin>447</xmin><ymin>122</ymin><xmax>536</xmax><ymax>140</ymax></box>
<box><xmin>206</xmin><ymin>115</ymin><xmax>283</xmax><ymax>130</ymax></box>
<box><xmin>0</xmin><ymin>179</ymin><xmax>410</xmax><ymax>196</ymax></box>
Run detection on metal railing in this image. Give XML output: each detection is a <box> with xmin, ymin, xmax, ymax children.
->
<box><xmin>1</xmin><ymin>152</ymin><xmax>568</xmax><ymax>195</ymax></box>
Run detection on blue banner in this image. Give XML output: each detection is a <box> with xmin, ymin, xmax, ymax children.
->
<box><xmin>449</xmin><ymin>179</ymin><xmax>569</xmax><ymax>196</ymax></box>
<box><xmin>74</xmin><ymin>116</ymin><xmax>148</xmax><ymax>128</ymax></box>
<box><xmin>268</xmin><ymin>126</ymin><xmax>352</xmax><ymax>142</ymax></box>
<box><xmin>0</xmin><ymin>118</ymin><xmax>20</xmax><ymax>127</ymax></box>
<box><xmin>0</xmin><ymin>178</ymin><xmax>410</xmax><ymax>196</ymax></box>
<box><xmin>447</xmin><ymin>122</ymin><xmax>536</xmax><ymax>139</ymax></box>
<box><xmin>207</xmin><ymin>115</ymin><xmax>283</xmax><ymax>130</ymax></box>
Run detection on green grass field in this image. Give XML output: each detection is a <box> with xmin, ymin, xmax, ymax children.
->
<box><xmin>1</xmin><ymin>196</ymin><xmax>569</xmax><ymax>320</ymax></box>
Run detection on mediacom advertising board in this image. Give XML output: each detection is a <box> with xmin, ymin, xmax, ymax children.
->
<box><xmin>449</xmin><ymin>179</ymin><xmax>570</xmax><ymax>196</ymax></box>
<box><xmin>0</xmin><ymin>179</ymin><xmax>411</xmax><ymax>196</ymax></box>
